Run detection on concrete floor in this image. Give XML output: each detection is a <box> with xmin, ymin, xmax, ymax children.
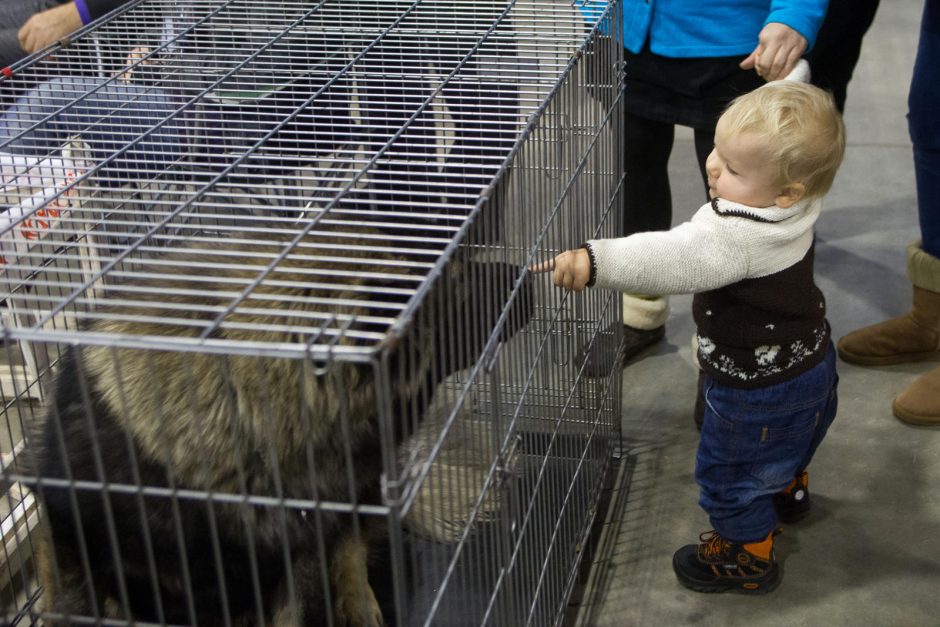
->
<box><xmin>573</xmin><ymin>2</ymin><xmax>940</xmax><ymax>625</ymax></box>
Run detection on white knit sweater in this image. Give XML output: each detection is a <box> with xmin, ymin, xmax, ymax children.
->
<box><xmin>587</xmin><ymin>196</ymin><xmax>830</xmax><ymax>388</ymax></box>
<box><xmin>587</xmin><ymin>197</ymin><xmax>821</xmax><ymax>295</ymax></box>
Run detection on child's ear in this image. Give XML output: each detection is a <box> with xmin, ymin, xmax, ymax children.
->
<box><xmin>776</xmin><ymin>182</ymin><xmax>806</xmax><ymax>208</ymax></box>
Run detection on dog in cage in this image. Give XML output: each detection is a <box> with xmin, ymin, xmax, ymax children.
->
<box><xmin>28</xmin><ymin>219</ymin><xmax>530</xmax><ymax>626</ymax></box>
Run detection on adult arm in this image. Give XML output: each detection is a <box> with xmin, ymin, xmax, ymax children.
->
<box><xmin>18</xmin><ymin>0</ymin><xmax>128</xmax><ymax>55</ymax></box>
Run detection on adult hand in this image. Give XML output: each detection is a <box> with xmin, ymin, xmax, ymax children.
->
<box><xmin>18</xmin><ymin>2</ymin><xmax>82</xmax><ymax>55</ymax></box>
<box><xmin>118</xmin><ymin>46</ymin><xmax>154</xmax><ymax>83</ymax></box>
<box><xmin>739</xmin><ymin>22</ymin><xmax>808</xmax><ymax>82</ymax></box>
<box><xmin>530</xmin><ymin>248</ymin><xmax>593</xmax><ymax>292</ymax></box>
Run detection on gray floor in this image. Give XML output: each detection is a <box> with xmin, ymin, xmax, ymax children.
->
<box><xmin>573</xmin><ymin>2</ymin><xmax>940</xmax><ymax>626</ymax></box>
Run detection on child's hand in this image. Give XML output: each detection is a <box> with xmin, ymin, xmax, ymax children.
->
<box><xmin>530</xmin><ymin>248</ymin><xmax>592</xmax><ymax>292</ymax></box>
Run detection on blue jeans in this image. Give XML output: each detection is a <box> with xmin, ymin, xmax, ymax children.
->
<box><xmin>909</xmin><ymin>0</ymin><xmax>940</xmax><ymax>257</ymax></box>
<box><xmin>696</xmin><ymin>344</ymin><xmax>839</xmax><ymax>543</ymax></box>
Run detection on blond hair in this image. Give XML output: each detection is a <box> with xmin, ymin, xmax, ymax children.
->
<box><xmin>721</xmin><ymin>81</ymin><xmax>846</xmax><ymax>200</ymax></box>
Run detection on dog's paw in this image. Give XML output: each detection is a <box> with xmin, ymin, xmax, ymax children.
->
<box><xmin>334</xmin><ymin>585</ymin><xmax>384</xmax><ymax>627</ymax></box>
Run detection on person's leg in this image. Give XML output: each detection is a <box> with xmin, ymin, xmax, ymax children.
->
<box><xmin>0</xmin><ymin>75</ymin><xmax>182</xmax><ymax>183</ymax></box>
<box><xmin>910</xmin><ymin>0</ymin><xmax>940</xmax><ymax>258</ymax></box>
<box><xmin>914</xmin><ymin>149</ymin><xmax>940</xmax><ymax>258</ymax></box>
<box><xmin>692</xmin><ymin>126</ymin><xmax>715</xmax><ymax>200</ymax></box>
<box><xmin>674</xmin><ymin>384</ymin><xmax>784</xmax><ymax>594</ymax></box>
<box><xmin>837</xmin><ymin>2</ymin><xmax>940</xmax><ymax>428</ymax></box>
<box><xmin>686</xmin><ymin>127</ymin><xmax>715</xmax><ymax>427</ymax></box>
<box><xmin>698</xmin><ymin>370</ymin><xmax>838</xmax><ymax>538</ymax></box>
<box><xmin>622</xmin><ymin>112</ymin><xmax>673</xmax><ymax>234</ymax></box>
<box><xmin>772</xmin><ymin>347</ymin><xmax>839</xmax><ymax>521</ymax></box>
<box><xmin>618</xmin><ymin>114</ymin><xmax>672</xmax><ymax>354</ymax></box>
<box><xmin>675</xmin><ymin>354</ymin><xmax>838</xmax><ymax>593</ymax></box>
<box><xmin>695</xmin><ymin>399</ymin><xmax>798</xmax><ymax>543</ymax></box>
<box><xmin>807</xmin><ymin>0</ymin><xmax>881</xmax><ymax>113</ymax></box>
<box><xmin>792</xmin><ymin>346</ymin><xmax>840</xmax><ymax>474</ymax></box>
<box><xmin>890</xmin><ymin>0</ymin><xmax>940</xmax><ymax>426</ymax></box>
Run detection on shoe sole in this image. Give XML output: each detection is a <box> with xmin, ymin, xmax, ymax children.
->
<box><xmin>672</xmin><ymin>555</ymin><xmax>781</xmax><ymax>595</ymax></box>
<box><xmin>836</xmin><ymin>345</ymin><xmax>940</xmax><ymax>367</ymax></box>
<box><xmin>892</xmin><ymin>399</ymin><xmax>940</xmax><ymax>426</ymax></box>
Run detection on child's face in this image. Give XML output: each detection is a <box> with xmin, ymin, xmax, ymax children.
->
<box><xmin>705</xmin><ymin>118</ymin><xmax>783</xmax><ymax>208</ymax></box>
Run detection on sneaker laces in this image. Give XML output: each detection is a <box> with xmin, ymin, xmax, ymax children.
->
<box><xmin>699</xmin><ymin>530</ymin><xmax>731</xmax><ymax>558</ymax></box>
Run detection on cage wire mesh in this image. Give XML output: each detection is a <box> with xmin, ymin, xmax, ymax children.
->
<box><xmin>0</xmin><ymin>0</ymin><xmax>624</xmax><ymax>625</ymax></box>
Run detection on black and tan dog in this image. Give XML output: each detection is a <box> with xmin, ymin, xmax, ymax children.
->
<box><xmin>30</xmin><ymin>219</ymin><xmax>530</xmax><ymax>625</ymax></box>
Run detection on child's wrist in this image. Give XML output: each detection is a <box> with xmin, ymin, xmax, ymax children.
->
<box><xmin>581</xmin><ymin>243</ymin><xmax>597</xmax><ymax>288</ymax></box>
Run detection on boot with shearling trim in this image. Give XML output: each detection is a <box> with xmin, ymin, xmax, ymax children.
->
<box><xmin>837</xmin><ymin>243</ymin><xmax>940</xmax><ymax>366</ymax></box>
<box><xmin>893</xmin><ymin>364</ymin><xmax>940</xmax><ymax>426</ymax></box>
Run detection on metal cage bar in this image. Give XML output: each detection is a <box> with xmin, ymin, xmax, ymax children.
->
<box><xmin>0</xmin><ymin>1</ymin><xmax>624</xmax><ymax>625</ymax></box>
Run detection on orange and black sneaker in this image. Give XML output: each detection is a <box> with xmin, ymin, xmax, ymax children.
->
<box><xmin>773</xmin><ymin>471</ymin><xmax>810</xmax><ymax>523</ymax></box>
<box><xmin>672</xmin><ymin>530</ymin><xmax>780</xmax><ymax>594</ymax></box>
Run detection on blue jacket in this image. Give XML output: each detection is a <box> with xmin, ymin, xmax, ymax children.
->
<box><xmin>583</xmin><ymin>0</ymin><xmax>828</xmax><ymax>57</ymax></box>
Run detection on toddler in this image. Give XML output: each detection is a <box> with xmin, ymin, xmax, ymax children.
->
<box><xmin>534</xmin><ymin>80</ymin><xmax>845</xmax><ymax>593</ymax></box>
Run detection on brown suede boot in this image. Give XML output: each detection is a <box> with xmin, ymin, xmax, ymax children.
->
<box><xmin>893</xmin><ymin>365</ymin><xmax>940</xmax><ymax>426</ymax></box>
<box><xmin>837</xmin><ymin>243</ymin><xmax>940</xmax><ymax>365</ymax></box>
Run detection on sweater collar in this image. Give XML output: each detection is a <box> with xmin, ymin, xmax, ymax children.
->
<box><xmin>709</xmin><ymin>196</ymin><xmax>817</xmax><ymax>223</ymax></box>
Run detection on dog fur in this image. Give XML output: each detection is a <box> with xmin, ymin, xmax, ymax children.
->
<box><xmin>30</xmin><ymin>219</ymin><xmax>529</xmax><ymax>625</ymax></box>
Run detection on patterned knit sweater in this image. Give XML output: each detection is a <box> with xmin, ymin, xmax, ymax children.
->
<box><xmin>586</xmin><ymin>196</ymin><xmax>829</xmax><ymax>389</ymax></box>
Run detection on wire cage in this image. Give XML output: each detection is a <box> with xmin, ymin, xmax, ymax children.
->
<box><xmin>0</xmin><ymin>1</ymin><xmax>624</xmax><ymax>625</ymax></box>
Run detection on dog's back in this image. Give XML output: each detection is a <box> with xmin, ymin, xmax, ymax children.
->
<box><xmin>32</xmin><ymin>220</ymin><xmax>529</xmax><ymax>624</ymax></box>
<box><xmin>35</xmin><ymin>221</ymin><xmax>420</xmax><ymax>624</ymax></box>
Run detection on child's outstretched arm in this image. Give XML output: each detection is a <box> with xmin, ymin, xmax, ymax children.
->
<box><xmin>530</xmin><ymin>247</ymin><xmax>594</xmax><ymax>292</ymax></box>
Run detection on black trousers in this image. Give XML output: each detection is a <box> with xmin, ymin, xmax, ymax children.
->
<box><xmin>622</xmin><ymin>113</ymin><xmax>715</xmax><ymax>235</ymax></box>
<box><xmin>808</xmin><ymin>0</ymin><xmax>881</xmax><ymax>112</ymax></box>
